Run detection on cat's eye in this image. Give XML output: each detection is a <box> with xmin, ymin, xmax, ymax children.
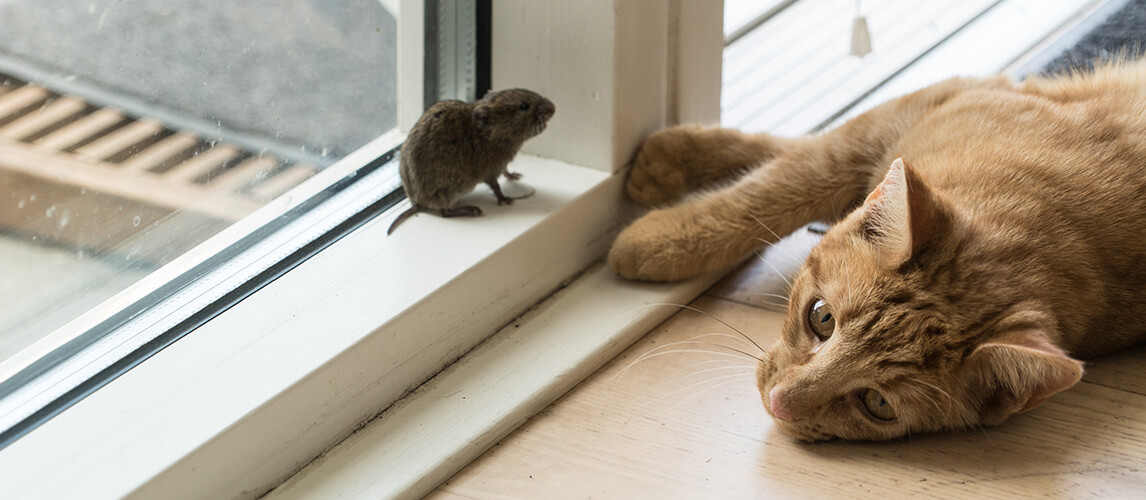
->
<box><xmin>860</xmin><ymin>389</ymin><xmax>896</xmax><ymax>421</ymax></box>
<box><xmin>807</xmin><ymin>299</ymin><xmax>835</xmax><ymax>340</ymax></box>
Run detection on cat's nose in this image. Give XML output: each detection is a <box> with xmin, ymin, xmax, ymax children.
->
<box><xmin>769</xmin><ymin>386</ymin><xmax>795</xmax><ymax>421</ymax></box>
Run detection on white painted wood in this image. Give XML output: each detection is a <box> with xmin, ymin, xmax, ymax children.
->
<box><xmin>491</xmin><ymin>1</ymin><xmax>622</xmax><ymax>171</ymax></box>
<box><xmin>722</xmin><ymin>0</ymin><xmax>839</xmax><ymax>105</ymax></box>
<box><xmin>827</xmin><ymin>0</ymin><xmax>1098</xmax><ymax>130</ymax></box>
<box><xmin>763</xmin><ymin>0</ymin><xmax>995</xmax><ymax>136</ymax></box>
<box><xmin>0</xmin><ymin>156</ymin><xmax>610</xmax><ymax>500</ymax></box>
<box><xmin>724</xmin><ymin>0</ymin><xmax>788</xmax><ymax>39</ymax></box>
<box><xmin>672</xmin><ymin>0</ymin><xmax>726</xmax><ymax>125</ymax></box>
<box><xmin>493</xmin><ymin>0</ymin><xmax>723</xmax><ymax>172</ymax></box>
<box><xmin>1006</xmin><ymin>0</ymin><xmax>1125</xmax><ymax>78</ymax></box>
<box><xmin>612</xmin><ymin>0</ymin><xmax>670</xmax><ymax>170</ymax></box>
<box><xmin>396</xmin><ymin>0</ymin><xmax>423</xmax><ymax>133</ymax></box>
<box><xmin>265</xmin><ymin>264</ymin><xmax>723</xmax><ymax>500</ymax></box>
<box><xmin>729</xmin><ymin>0</ymin><xmax>1002</xmax><ymax>135</ymax></box>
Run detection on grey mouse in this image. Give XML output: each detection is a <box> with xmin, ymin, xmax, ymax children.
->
<box><xmin>387</xmin><ymin>88</ymin><xmax>556</xmax><ymax>235</ymax></box>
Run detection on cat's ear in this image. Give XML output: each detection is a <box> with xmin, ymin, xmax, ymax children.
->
<box><xmin>860</xmin><ymin>158</ymin><xmax>951</xmax><ymax>265</ymax></box>
<box><xmin>966</xmin><ymin>329</ymin><xmax>1084</xmax><ymax>425</ymax></box>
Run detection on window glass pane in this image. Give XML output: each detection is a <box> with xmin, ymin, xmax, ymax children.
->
<box><xmin>0</xmin><ymin>0</ymin><xmax>399</xmax><ymax>438</ymax></box>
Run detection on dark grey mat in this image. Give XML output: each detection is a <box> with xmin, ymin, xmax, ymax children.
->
<box><xmin>1043</xmin><ymin>0</ymin><xmax>1146</xmax><ymax>74</ymax></box>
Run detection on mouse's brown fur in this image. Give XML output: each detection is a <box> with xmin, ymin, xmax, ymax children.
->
<box><xmin>387</xmin><ymin>88</ymin><xmax>556</xmax><ymax>234</ymax></box>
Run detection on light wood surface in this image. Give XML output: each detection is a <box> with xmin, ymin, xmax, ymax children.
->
<box><xmin>429</xmin><ymin>256</ymin><xmax>1146</xmax><ymax>499</ymax></box>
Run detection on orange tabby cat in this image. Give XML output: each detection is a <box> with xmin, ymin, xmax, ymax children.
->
<box><xmin>609</xmin><ymin>61</ymin><xmax>1146</xmax><ymax>440</ymax></box>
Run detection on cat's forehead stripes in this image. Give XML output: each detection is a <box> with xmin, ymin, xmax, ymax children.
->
<box><xmin>805</xmin><ymin>243</ymin><xmax>883</xmax><ymax>320</ymax></box>
<box><xmin>823</xmin><ymin>277</ymin><xmax>957</xmax><ymax>366</ymax></box>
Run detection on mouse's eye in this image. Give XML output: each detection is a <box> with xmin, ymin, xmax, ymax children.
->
<box><xmin>519</xmin><ymin>102</ymin><xmax>531</xmax><ymax>111</ymax></box>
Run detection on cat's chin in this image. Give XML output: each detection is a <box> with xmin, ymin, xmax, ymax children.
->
<box><xmin>770</xmin><ymin>421</ymin><xmax>838</xmax><ymax>442</ymax></box>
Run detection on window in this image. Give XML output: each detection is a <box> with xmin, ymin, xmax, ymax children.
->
<box><xmin>0</xmin><ymin>1</ymin><xmax>724</xmax><ymax>498</ymax></box>
<box><xmin>0</xmin><ymin>0</ymin><xmax>415</xmax><ymax>445</ymax></box>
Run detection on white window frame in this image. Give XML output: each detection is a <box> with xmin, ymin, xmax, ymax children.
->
<box><xmin>0</xmin><ymin>1</ymin><xmax>725</xmax><ymax>498</ymax></box>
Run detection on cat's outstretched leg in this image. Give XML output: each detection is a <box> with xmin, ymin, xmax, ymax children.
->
<box><xmin>625</xmin><ymin>125</ymin><xmax>799</xmax><ymax>207</ymax></box>
<box><xmin>610</xmin><ymin>143</ymin><xmax>872</xmax><ymax>281</ymax></box>
<box><xmin>610</xmin><ymin>76</ymin><xmax>1012</xmax><ymax>281</ymax></box>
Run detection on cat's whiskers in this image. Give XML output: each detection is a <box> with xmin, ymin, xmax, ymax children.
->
<box><xmin>898</xmin><ymin>382</ymin><xmax>943</xmax><ymax>414</ymax></box>
<box><xmin>753</xmin><ymin>293</ymin><xmax>791</xmax><ymax>312</ymax></box>
<box><xmin>684</xmin><ymin>363</ymin><xmax>760</xmax><ymax>377</ymax></box>
<box><xmin>622</xmin><ymin>359</ymin><xmax>756</xmax><ymax>413</ymax></box>
<box><xmin>904</xmin><ymin>378</ymin><xmax>957</xmax><ymax>408</ymax></box>
<box><xmin>618</xmin><ymin>344</ymin><xmax>760</xmax><ymax>384</ymax></box>
<box><xmin>751</xmin><ymin>237</ymin><xmax>806</xmax><ymax>272</ymax></box>
<box><xmin>828</xmin><ymin>186</ymin><xmax>839</xmax><ymax>220</ymax></box>
<box><xmin>630</xmin><ymin>340</ymin><xmax>762</xmax><ymax>367</ymax></box>
<box><xmin>653</xmin><ymin>371</ymin><xmax>758</xmax><ymax>414</ymax></box>
<box><xmin>751</xmin><ymin>298</ymin><xmax>791</xmax><ymax>311</ymax></box>
<box><xmin>659</xmin><ymin>357</ymin><xmax>756</xmax><ymax>382</ymax></box>
<box><xmin>608</xmin><ymin>305</ymin><xmax>776</xmax><ymax>413</ymax></box>
<box><xmin>752</xmin><ymin>249</ymin><xmax>795</xmax><ymax>290</ymax></box>
<box><xmin>632</xmin><ymin>302</ymin><xmax>768</xmax><ymax>355</ymax></box>
<box><xmin>843</xmin><ymin>257</ymin><xmax>856</xmax><ymax>303</ymax></box>
<box><xmin>756</xmin><ymin>292</ymin><xmax>790</xmax><ymax>303</ymax></box>
<box><xmin>746</xmin><ymin>212</ymin><xmax>801</xmax><ymax>263</ymax></box>
<box><xmin>745</xmin><ymin>212</ymin><xmax>815</xmax><ymax>295</ymax></box>
<box><xmin>689</xmin><ymin>332</ymin><xmax>767</xmax><ymax>355</ymax></box>
<box><xmin>897</xmin><ymin>379</ymin><xmax>958</xmax><ymax>423</ymax></box>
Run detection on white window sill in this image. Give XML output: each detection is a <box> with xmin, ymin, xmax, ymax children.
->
<box><xmin>0</xmin><ymin>0</ymin><xmax>730</xmax><ymax>495</ymax></box>
<box><xmin>265</xmin><ymin>261</ymin><xmax>724</xmax><ymax>499</ymax></box>
<box><xmin>0</xmin><ymin>153</ymin><xmax>713</xmax><ymax>499</ymax></box>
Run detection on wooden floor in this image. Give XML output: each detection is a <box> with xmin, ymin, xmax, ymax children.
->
<box><xmin>429</xmin><ymin>249</ymin><xmax>1146</xmax><ymax>498</ymax></box>
<box><xmin>426</xmin><ymin>2</ymin><xmax>1136</xmax><ymax>497</ymax></box>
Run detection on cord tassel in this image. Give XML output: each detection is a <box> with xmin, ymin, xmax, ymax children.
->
<box><xmin>850</xmin><ymin>1</ymin><xmax>872</xmax><ymax>56</ymax></box>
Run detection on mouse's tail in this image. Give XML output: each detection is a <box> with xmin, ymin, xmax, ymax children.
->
<box><xmin>387</xmin><ymin>205</ymin><xmax>421</xmax><ymax>235</ymax></box>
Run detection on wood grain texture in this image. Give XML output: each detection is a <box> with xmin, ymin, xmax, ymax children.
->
<box><xmin>431</xmin><ymin>267</ymin><xmax>1146</xmax><ymax>498</ymax></box>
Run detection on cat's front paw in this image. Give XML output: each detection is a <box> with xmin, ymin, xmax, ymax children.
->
<box><xmin>608</xmin><ymin>208</ymin><xmax>710</xmax><ymax>282</ymax></box>
<box><xmin>626</xmin><ymin>125</ymin><xmax>775</xmax><ymax>208</ymax></box>
<box><xmin>626</xmin><ymin>130</ymin><xmax>692</xmax><ymax>207</ymax></box>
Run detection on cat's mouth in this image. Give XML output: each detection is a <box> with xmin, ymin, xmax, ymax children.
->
<box><xmin>760</xmin><ymin>387</ymin><xmax>836</xmax><ymax>441</ymax></box>
<box><xmin>758</xmin><ymin>367</ymin><xmax>844</xmax><ymax>442</ymax></box>
<box><xmin>758</xmin><ymin>350</ymin><xmax>841</xmax><ymax>441</ymax></box>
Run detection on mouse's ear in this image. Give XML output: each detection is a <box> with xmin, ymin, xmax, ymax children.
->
<box><xmin>473</xmin><ymin>105</ymin><xmax>491</xmax><ymax>132</ymax></box>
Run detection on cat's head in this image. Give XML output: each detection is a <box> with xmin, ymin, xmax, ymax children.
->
<box><xmin>756</xmin><ymin>159</ymin><xmax>1084</xmax><ymax>441</ymax></box>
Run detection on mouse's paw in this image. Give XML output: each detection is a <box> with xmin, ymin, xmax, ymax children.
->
<box><xmin>504</xmin><ymin>171</ymin><xmax>523</xmax><ymax>181</ymax></box>
<box><xmin>608</xmin><ymin>207</ymin><xmax>713</xmax><ymax>282</ymax></box>
<box><xmin>441</xmin><ymin>205</ymin><xmax>483</xmax><ymax>217</ymax></box>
